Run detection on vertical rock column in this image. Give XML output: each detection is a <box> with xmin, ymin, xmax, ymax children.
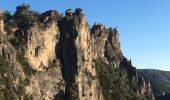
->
<box><xmin>91</xmin><ymin>24</ymin><xmax>122</xmax><ymax>68</ymax></box>
<box><xmin>57</xmin><ymin>9</ymin><xmax>80</xmax><ymax>100</ymax></box>
<box><xmin>57</xmin><ymin>9</ymin><xmax>103</xmax><ymax>100</ymax></box>
<box><xmin>75</xmin><ymin>10</ymin><xmax>97</xmax><ymax>100</ymax></box>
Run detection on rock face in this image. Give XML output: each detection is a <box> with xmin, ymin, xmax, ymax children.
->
<box><xmin>0</xmin><ymin>11</ymin><xmax>25</xmax><ymax>100</ymax></box>
<box><xmin>25</xmin><ymin>21</ymin><xmax>59</xmax><ymax>71</ymax></box>
<box><xmin>25</xmin><ymin>66</ymin><xmax>65</xmax><ymax>100</ymax></box>
<box><xmin>0</xmin><ymin>10</ymin><xmax>65</xmax><ymax>100</ymax></box>
<box><xmin>57</xmin><ymin>9</ymin><xmax>103</xmax><ymax>100</ymax></box>
<box><xmin>91</xmin><ymin>23</ymin><xmax>154</xmax><ymax>99</ymax></box>
<box><xmin>0</xmin><ymin>5</ymin><xmax>154</xmax><ymax>100</ymax></box>
<box><xmin>91</xmin><ymin>24</ymin><xmax>122</xmax><ymax>68</ymax></box>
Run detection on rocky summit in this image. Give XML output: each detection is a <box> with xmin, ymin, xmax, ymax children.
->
<box><xmin>0</xmin><ymin>4</ymin><xmax>154</xmax><ymax>100</ymax></box>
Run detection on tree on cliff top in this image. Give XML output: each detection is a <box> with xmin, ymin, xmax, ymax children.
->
<box><xmin>13</xmin><ymin>3</ymin><xmax>39</xmax><ymax>28</ymax></box>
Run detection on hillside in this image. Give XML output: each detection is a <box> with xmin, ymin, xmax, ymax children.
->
<box><xmin>138</xmin><ymin>69</ymin><xmax>170</xmax><ymax>96</ymax></box>
<box><xmin>0</xmin><ymin>4</ymin><xmax>154</xmax><ymax>100</ymax></box>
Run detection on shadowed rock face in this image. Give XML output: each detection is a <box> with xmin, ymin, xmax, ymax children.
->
<box><xmin>0</xmin><ymin>6</ymin><xmax>154</xmax><ymax>100</ymax></box>
<box><xmin>57</xmin><ymin>11</ymin><xmax>79</xmax><ymax>100</ymax></box>
<box><xmin>57</xmin><ymin>9</ymin><xmax>103</xmax><ymax>100</ymax></box>
<box><xmin>91</xmin><ymin>24</ymin><xmax>122</xmax><ymax>68</ymax></box>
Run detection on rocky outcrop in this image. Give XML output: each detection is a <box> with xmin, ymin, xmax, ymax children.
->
<box><xmin>25</xmin><ymin>20</ymin><xmax>59</xmax><ymax>71</ymax></box>
<box><xmin>25</xmin><ymin>64</ymin><xmax>65</xmax><ymax>100</ymax></box>
<box><xmin>120</xmin><ymin>57</ymin><xmax>155</xmax><ymax>99</ymax></box>
<box><xmin>0</xmin><ymin>5</ymin><xmax>155</xmax><ymax>100</ymax></box>
<box><xmin>12</xmin><ymin>10</ymin><xmax>59</xmax><ymax>71</ymax></box>
<box><xmin>0</xmin><ymin>12</ymin><xmax>25</xmax><ymax>100</ymax></box>
<box><xmin>138</xmin><ymin>74</ymin><xmax>152</xmax><ymax>95</ymax></box>
<box><xmin>91</xmin><ymin>24</ymin><xmax>122</xmax><ymax>68</ymax></box>
<box><xmin>0</xmin><ymin>10</ymin><xmax>65</xmax><ymax>100</ymax></box>
<box><xmin>57</xmin><ymin>9</ymin><xmax>103</xmax><ymax>100</ymax></box>
<box><xmin>91</xmin><ymin>24</ymin><xmax>154</xmax><ymax>99</ymax></box>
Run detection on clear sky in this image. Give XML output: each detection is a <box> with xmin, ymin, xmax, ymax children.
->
<box><xmin>0</xmin><ymin>0</ymin><xmax>170</xmax><ymax>71</ymax></box>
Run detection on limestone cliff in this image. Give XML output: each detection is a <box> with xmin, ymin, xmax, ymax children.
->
<box><xmin>91</xmin><ymin>24</ymin><xmax>122</xmax><ymax>68</ymax></box>
<box><xmin>0</xmin><ymin>9</ymin><xmax>65</xmax><ymax>100</ymax></box>
<box><xmin>0</xmin><ymin>5</ymin><xmax>154</xmax><ymax>100</ymax></box>
<box><xmin>57</xmin><ymin>9</ymin><xmax>103</xmax><ymax>100</ymax></box>
<box><xmin>25</xmin><ymin>12</ymin><xmax>59</xmax><ymax>71</ymax></box>
<box><xmin>91</xmin><ymin>24</ymin><xmax>154</xmax><ymax>100</ymax></box>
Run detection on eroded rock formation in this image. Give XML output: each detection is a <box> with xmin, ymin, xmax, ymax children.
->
<box><xmin>0</xmin><ymin>5</ymin><xmax>154</xmax><ymax>100</ymax></box>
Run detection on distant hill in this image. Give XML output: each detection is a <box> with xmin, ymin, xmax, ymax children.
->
<box><xmin>138</xmin><ymin>69</ymin><xmax>170</xmax><ymax>96</ymax></box>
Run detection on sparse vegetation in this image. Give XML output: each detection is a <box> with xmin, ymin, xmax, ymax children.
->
<box><xmin>94</xmin><ymin>58</ymin><xmax>147</xmax><ymax>100</ymax></box>
<box><xmin>16</xmin><ymin>50</ymin><xmax>36</xmax><ymax>76</ymax></box>
<box><xmin>3</xmin><ymin>10</ymin><xmax>17</xmax><ymax>34</ymax></box>
<box><xmin>0</xmin><ymin>56</ymin><xmax>27</xmax><ymax>100</ymax></box>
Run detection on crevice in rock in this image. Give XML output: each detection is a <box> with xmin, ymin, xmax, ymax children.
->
<box><xmin>56</xmin><ymin>10</ymin><xmax>81</xmax><ymax>99</ymax></box>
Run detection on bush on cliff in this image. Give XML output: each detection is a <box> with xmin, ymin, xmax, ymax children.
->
<box><xmin>13</xmin><ymin>3</ymin><xmax>39</xmax><ymax>28</ymax></box>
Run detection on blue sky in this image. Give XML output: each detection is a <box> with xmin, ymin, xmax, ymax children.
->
<box><xmin>0</xmin><ymin>0</ymin><xmax>170</xmax><ymax>71</ymax></box>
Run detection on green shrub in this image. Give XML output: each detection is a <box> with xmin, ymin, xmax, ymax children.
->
<box><xmin>13</xmin><ymin>3</ymin><xmax>39</xmax><ymax>28</ymax></box>
<box><xmin>3</xmin><ymin>10</ymin><xmax>17</xmax><ymax>34</ymax></box>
